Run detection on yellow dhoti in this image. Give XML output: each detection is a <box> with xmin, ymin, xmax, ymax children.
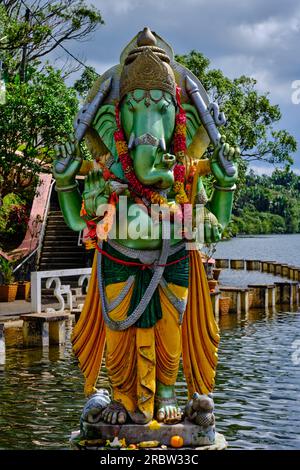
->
<box><xmin>104</xmin><ymin>281</ymin><xmax>185</xmax><ymax>418</ymax></box>
<box><xmin>72</xmin><ymin>248</ymin><xmax>219</xmax><ymax>416</ymax></box>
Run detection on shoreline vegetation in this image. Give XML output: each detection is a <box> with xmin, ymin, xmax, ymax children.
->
<box><xmin>223</xmin><ymin>167</ymin><xmax>300</xmax><ymax>237</ymax></box>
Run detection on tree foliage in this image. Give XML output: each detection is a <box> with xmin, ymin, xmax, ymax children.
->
<box><xmin>73</xmin><ymin>65</ymin><xmax>98</xmax><ymax>100</ymax></box>
<box><xmin>0</xmin><ymin>1</ymin><xmax>103</xmax><ymax>78</ymax></box>
<box><xmin>0</xmin><ymin>1</ymin><xmax>103</xmax><ymax>204</ymax></box>
<box><xmin>230</xmin><ymin>168</ymin><xmax>300</xmax><ymax>235</ymax></box>
<box><xmin>0</xmin><ymin>64</ymin><xmax>78</xmax><ymax>203</ymax></box>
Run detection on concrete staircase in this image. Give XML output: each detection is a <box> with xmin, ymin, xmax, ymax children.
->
<box><xmin>39</xmin><ymin>210</ymin><xmax>87</xmax><ymax>271</ymax></box>
<box><xmin>38</xmin><ymin>189</ymin><xmax>93</xmax><ymax>305</ymax></box>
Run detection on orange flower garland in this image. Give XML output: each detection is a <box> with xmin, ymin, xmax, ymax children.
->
<box><xmin>114</xmin><ymin>85</ymin><xmax>190</xmax><ymax>206</ymax></box>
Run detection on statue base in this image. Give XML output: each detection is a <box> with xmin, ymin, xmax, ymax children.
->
<box><xmin>70</xmin><ymin>419</ymin><xmax>227</xmax><ymax>450</ymax></box>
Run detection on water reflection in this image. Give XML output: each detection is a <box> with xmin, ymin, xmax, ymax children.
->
<box><xmin>1</xmin><ymin>308</ymin><xmax>299</xmax><ymax>450</ymax></box>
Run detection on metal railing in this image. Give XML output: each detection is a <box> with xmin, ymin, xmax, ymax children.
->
<box><xmin>13</xmin><ymin>178</ymin><xmax>55</xmax><ymax>280</ymax></box>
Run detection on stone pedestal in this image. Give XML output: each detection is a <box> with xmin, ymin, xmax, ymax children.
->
<box><xmin>230</xmin><ymin>259</ymin><xmax>245</xmax><ymax>270</ymax></box>
<box><xmin>274</xmin><ymin>263</ymin><xmax>282</xmax><ymax>276</ymax></box>
<box><xmin>261</xmin><ymin>261</ymin><xmax>269</xmax><ymax>273</ymax></box>
<box><xmin>246</xmin><ymin>260</ymin><xmax>261</xmax><ymax>271</ymax></box>
<box><xmin>70</xmin><ymin>429</ymin><xmax>227</xmax><ymax>450</ymax></box>
<box><xmin>219</xmin><ymin>286</ymin><xmax>251</xmax><ymax>314</ymax></box>
<box><xmin>21</xmin><ymin>312</ymin><xmax>69</xmax><ymax>348</ymax></box>
<box><xmin>274</xmin><ymin>282</ymin><xmax>298</xmax><ymax>306</ymax></box>
<box><xmin>215</xmin><ymin>259</ymin><xmax>229</xmax><ymax>269</ymax></box>
<box><xmin>267</xmin><ymin>262</ymin><xmax>276</xmax><ymax>274</ymax></box>
<box><xmin>0</xmin><ymin>323</ymin><xmax>5</xmax><ymax>365</ymax></box>
<box><xmin>23</xmin><ymin>318</ymin><xmax>49</xmax><ymax>348</ymax></box>
<box><xmin>281</xmin><ymin>265</ymin><xmax>289</xmax><ymax>277</ymax></box>
<box><xmin>49</xmin><ymin>320</ymin><xmax>66</xmax><ymax>345</ymax></box>
<box><xmin>78</xmin><ymin>419</ymin><xmax>218</xmax><ymax>447</ymax></box>
<box><xmin>248</xmin><ymin>284</ymin><xmax>275</xmax><ymax>310</ymax></box>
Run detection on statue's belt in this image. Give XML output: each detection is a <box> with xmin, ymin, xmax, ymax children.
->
<box><xmin>95</xmin><ymin>240</ymin><xmax>189</xmax><ymax>269</ymax></box>
<box><xmin>97</xmin><ymin>237</ymin><xmax>188</xmax><ymax>331</ymax></box>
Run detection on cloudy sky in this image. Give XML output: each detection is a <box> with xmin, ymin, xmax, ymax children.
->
<box><xmin>55</xmin><ymin>0</ymin><xmax>300</xmax><ymax>173</ymax></box>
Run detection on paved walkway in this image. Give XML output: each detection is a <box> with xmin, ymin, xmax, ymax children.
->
<box><xmin>0</xmin><ymin>300</ymin><xmax>31</xmax><ymax>320</ymax></box>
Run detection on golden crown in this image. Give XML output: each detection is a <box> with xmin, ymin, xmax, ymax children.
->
<box><xmin>119</xmin><ymin>28</ymin><xmax>176</xmax><ymax>101</ymax></box>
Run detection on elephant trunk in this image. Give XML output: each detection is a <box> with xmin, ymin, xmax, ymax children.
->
<box><xmin>131</xmin><ymin>144</ymin><xmax>175</xmax><ymax>189</ymax></box>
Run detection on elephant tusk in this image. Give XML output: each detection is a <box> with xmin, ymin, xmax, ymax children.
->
<box><xmin>159</xmin><ymin>138</ymin><xmax>166</xmax><ymax>152</ymax></box>
<box><xmin>128</xmin><ymin>132</ymin><xmax>135</xmax><ymax>150</ymax></box>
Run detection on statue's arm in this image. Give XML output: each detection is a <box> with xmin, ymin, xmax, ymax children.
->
<box><xmin>206</xmin><ymin>140</ymin><xmax>239</xmax><ymax>230</ymax></box>
<box><xmin>206</xmin><ymin>184</ymin><xmax>235</xmax><ymax>230</ymax></box>
<box><xmin>53</xmin><ymin>136</ymin><xmax>86</xmax><ymax>232</ymax></box>
<box><xmin>193</xmin><ymin>140</ymin><xmax>239</xmax><ymax>243</ymax></box>
<box><xmin>56</xmin><ymin>185</ymin><xmax>85</xmax><ymax>232</ymax></box>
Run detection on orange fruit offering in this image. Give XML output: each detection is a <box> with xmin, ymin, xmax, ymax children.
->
<box><xmin>170</xmin><ymin>435</ymin><xmax>184</xmax><ymax>448</ymax></box>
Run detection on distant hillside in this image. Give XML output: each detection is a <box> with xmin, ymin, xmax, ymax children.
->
<box><xmin>227</xmin><ymin>168</ymin><xmax>300</xmax><ymax>236</ymax></box>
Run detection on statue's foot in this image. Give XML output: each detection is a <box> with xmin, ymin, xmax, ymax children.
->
<box><xmin>156</xmin><ymin>399</ymin><xmax>182</xmax><ymax>424</ymax></box>
<box><xmin>128</xmin><ymin>409</ymin><xmax>153</xmax><ymax>425</ymax></box>
<box><xmin>155</xmin><ymin>382</ymin><xmax>182</xmax><ymax>424</ymax></box>
<box><xmin>101</xmin><ymin>401</ymin><xmax>127</xmax><ymax>425</ymax></box>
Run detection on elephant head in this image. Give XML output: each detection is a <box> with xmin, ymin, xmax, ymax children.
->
<box><xmin>92</xmin><ymin>94</ymin><xmax>202</xmax><ymax>187</ymax></box>
<box><xmin>120</xmin><ymin>88</ymin><xmax>176</xmax><ymax>189</ymax></box>
<box><xmin>92</xmin><ymin>30</ymin><xmax>204</xmax><ymax>188</ymax></box>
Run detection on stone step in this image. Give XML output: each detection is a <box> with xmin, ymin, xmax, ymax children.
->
<box><xmin>39</xmin><ymin>263</ymin><xmax>87</xmax><ymax>266</ymax></box>
<box><xmin>42</xmin><ymin>241</ymin><xmax>80</xmax><ymax>247</ymax></box>
<box><xmin>45</xmin><ymin>227</ymin><xmax>73</xmax><ymax>232</ymax></box>
<box><xmin>41</xmin><ymin>248</ymin><xmax>83</xmax><ymax>254</ymax></box>
<box><xmin>41</xmin><ymin>250</ymin><xmax>85</xmax><ymax>256</ymax></box>
<box><xmin>40</xmin><ymin>255</ymin><xmax>82</xmax><ymax>261</ymax></box>
<box><xmin>42</xmin><ymin>241</ymin><xmax>83</xmax><ymax>247</ymax></box>
<box><xmin>46</xmin><ymin>218</ymin><xmax>65</xmax><ymax>223</ymax></box>
<box><xmin>46</xmin><ymin>220</ymin><xmax>71</xmax><ymax>226</ymax></box>
<box><xmin>44</xmin><ymin>231</ymin><xmax>74</xmax><ymax>236</ymax></box>
<box><xmin>39</xmin><ymin>264</ymin><xmax>87</xmax><ymax>270</ymax></box>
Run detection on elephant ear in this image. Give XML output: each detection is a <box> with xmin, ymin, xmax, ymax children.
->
<box><xmin>93</xmin><ymin>104</ymin><xmax>118</xmax><ymax>158</ymax></box>
<box><xmin>183</xmin><ymin>103</ymin><xmax>210</xmax><ymax>160</ymax></box>
<box><xmin>91</xmin><ymin>104</ymin><xmax>125</xmax><ymax>179</ymax></box>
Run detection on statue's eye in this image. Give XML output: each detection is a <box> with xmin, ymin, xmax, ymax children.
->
<box><xmin>127</xmin><ymin>100</ymin><xmax>135</xmax><ymax>112</ymax></box>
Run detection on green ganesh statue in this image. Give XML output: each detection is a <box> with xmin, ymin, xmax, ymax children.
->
<box><xmin>53</xmin><ymin>28</ymin><xmax>239</xmax><ymax>444</ymax></box>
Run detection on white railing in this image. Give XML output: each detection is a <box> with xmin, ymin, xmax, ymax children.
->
<box><xmin>31</xmin><ymin>268</ymin><xmax>92</xmax><ymax>314</ymax></box>
<box><xmin>13</xmin><ymin>179</ymin><xmax>55</xmax><ymax>277</ymax></box>
<box><xmin>36</xmin><ymin>179</ymin><xmax>56</xmax><ymax>266</ymax></box>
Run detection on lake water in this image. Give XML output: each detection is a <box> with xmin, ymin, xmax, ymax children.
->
<box><xmin>0</xmin><ymin>235</ymin><xmax>300</xmax><ymax>450</ymax></box>
<box><xmin>214</xmin><ymin>234</ymin><xmax>300</xmax><ymax>288</ymax></box>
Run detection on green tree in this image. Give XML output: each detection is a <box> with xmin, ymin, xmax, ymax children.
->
<box><xmin>73</xmin><ymin>65</ymin><xmax>99</xmax><ymax>100</ymax></box>
<box><xmin>0</xmin><ymin>1</ymin><xmax>103</xmax><ymax>79</ymax></box>
<box><xmin>0</xmin><ymin>64</ymin><xmax>78</xmax><ymax>204</ymax></box>
<box><xmin>232</xmin><ymin>168</ymin><xmax>300</xmax><ymax>235</ymax></box>
<box><xmin>0</xmin><ymin>1</ymin><xmax>104</xmax><ymax>205</ymax></box>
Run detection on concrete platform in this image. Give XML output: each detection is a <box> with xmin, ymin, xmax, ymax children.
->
<box><xmin>0</xmin><ymin>300</ymin><xmax>31</xmax><ymax>319</ymax></box>
<box><xmin>80</xmin><ymin>418</ymin><xmax>216</xmax><ymax>447</ymax></box>
<box><xmin>70</xmin><ymin>429</ymin><xmax>227</xmax><ymax>450</ymax></box>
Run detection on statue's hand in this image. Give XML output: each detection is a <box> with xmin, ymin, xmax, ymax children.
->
<box><xmin>204</xmin><ymin>208</ymin><xmax>223</xmax><ymax>243</ymax></box>
<box><xmin>83</xmin><ymin>170</ymin><xmax>110</xmax><ymax>218</ymax></box>
<box><xmin>211</xmin><ymin>137</ymin><xmax>239</xmax><ymax>187</ymax></box>
<box><xmin>53</xmin><ymin>134</ymin><xmax>82</xmax><ymax>188</ymax></box>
